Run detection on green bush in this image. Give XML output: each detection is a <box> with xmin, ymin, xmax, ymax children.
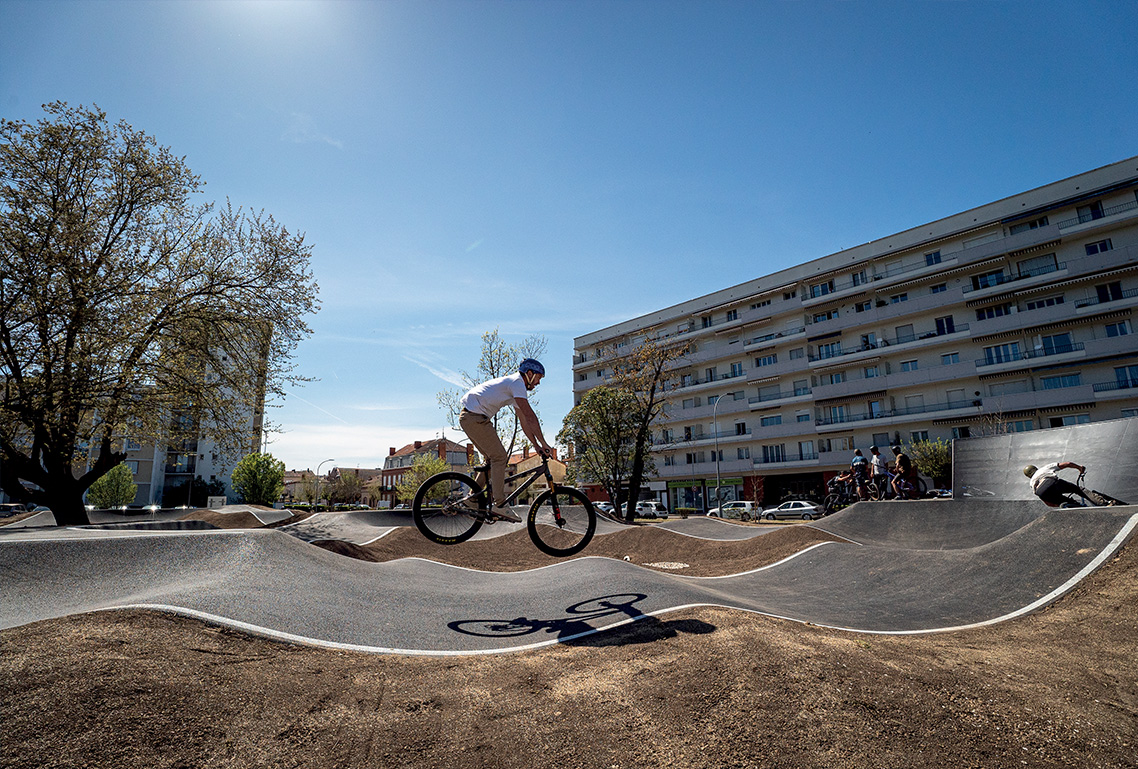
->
<box><xmin>86</xmin><ymin>463</ymin><xmax>138</xmax><ymax>509</ymax></box>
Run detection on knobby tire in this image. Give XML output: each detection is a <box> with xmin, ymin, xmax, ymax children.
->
<box><xmin>527</xmin><ymin>487</ymin><xmax>596</xmax><ymax>557</ymax></box>
<box><xmin>412</xmin><ymin>471</ymin><xmax>484</xmax><ymax>545</ymax></box>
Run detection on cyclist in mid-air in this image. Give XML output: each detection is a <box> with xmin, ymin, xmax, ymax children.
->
<box><xmin>458</xmin><ymin>358</ymin><xmax>555</xmax><ymax>523</ymax></box>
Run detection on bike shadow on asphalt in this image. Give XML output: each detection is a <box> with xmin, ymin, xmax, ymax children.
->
<box><xmin>447</xmin><ymin>593</ymin><xmax>717</xmax><ymax>648</ymax></box>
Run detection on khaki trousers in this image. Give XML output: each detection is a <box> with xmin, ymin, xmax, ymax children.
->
<box><xmin>459</xmin><ymin>409</ymin><xmax>508</xmax><ymax>507</ymax></box>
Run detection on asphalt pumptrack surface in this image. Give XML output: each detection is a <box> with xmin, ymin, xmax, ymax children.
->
<box><xmin>2</xmin><ymin>420</ymin><xmax>1136</xmax><ymax>656</ymax></box>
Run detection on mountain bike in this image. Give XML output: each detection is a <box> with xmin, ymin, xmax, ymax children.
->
<box><xmin>412</xmin><ymin>456</ymin><xmax>596</xmax><ymax>557</ymax></box>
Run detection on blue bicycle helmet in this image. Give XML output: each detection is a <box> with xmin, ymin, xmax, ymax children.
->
<box><xmin>519</xmin><ymin>358</ymin><xmax>545</xmax><ymax>376</ymax></box>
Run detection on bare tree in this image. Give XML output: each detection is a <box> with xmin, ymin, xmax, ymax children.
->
<box><xmin>0</xmin><ymin>103</ymin><xmax>320</xmax><ymax>524</ymax></box>
<box><xmin>437</xmin><ymin>328</ymin><xmax>547</xmax><ymax>457</ymax></box>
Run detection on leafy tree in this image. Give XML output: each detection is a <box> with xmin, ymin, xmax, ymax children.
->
<box><xmin>395</xmin><ymin>453</ymin><xmax>451</xmax><ymax>504</ymax></box>
<box><xmin>84</xmin><ymin>462</ymin><xmax>137</xmax><ymax>509</ymax></box>
<box><xmin>604</xmin><ymin>337</ymin><xmax>690</xmax><ymax>520</ymax></box>
<box><xmin>558</xmin><ymin>385</ymin><xmax>639</xmax><ymax>511</ymax></box>
<box><xmin>326</xmin><ymin>470</ymin><xmax>364</xmax><ymax>505</ymax></box>
<box><xmin>437</xmin><ymin>328</ymin><xmax>546</xmax><ymax>457</ymax></box>
<box><xmin>231</xmin><ymin>452</ymin><xmax>285</xmax><ymax>506</ymax></box>
<box><xmin>907</xmin><ymin>438</ymin><xmax>953</xmax><ymax>488</ymax></box>
<box><xmin>0</xmin><ymin>103</ymin><xmax>319</xmax><ymax>525</ymax></box>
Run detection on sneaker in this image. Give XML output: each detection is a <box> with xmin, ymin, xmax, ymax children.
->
<box><xmin>490</xmin><ymin>505</ymin><xmax>522</xmax><ymax>523</ymax></box>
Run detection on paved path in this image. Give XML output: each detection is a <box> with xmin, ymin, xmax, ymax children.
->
<box><xmin>2</xmin><ymin>501</ymin><xmax>1134</xmax><ymax>654</ymax></box>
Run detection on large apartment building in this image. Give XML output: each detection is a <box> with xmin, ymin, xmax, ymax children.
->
<box><xmin>573</xmin><ymin>157</ymin><xmax>1138</xmax><ymax>511</ymax></box>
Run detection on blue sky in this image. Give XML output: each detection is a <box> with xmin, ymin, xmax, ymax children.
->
<box><xmin>3</xmin><ymin>0</ymin><xmax>1136</xmax><ymax>472</ymax></box>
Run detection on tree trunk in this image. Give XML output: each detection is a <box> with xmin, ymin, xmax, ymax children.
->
<box><xmin>43</xmin><ymin>488</ymin><xmax>91</xmax><ymax>526</ymax></box>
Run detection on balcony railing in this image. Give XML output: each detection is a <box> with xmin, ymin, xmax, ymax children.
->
<box><xmin>1092</xmin><ymin>379</ymin><xmax>1138</xmax><ymax>393</ymax></box>
<box><xmin>1075</xmin><ymin>286</ymin><xmax>1138</xmax><ymax>309</ymax></box>
<box><xmin>748</xmin><ymin>388</ymin><xmax>812</xmax><ymax>405</ymax></box>
<box><xmin>1057</xmin><ymin>198</ymin><xmax>1138</xmax><ymax>231</ymax></box>
<box><xmin>753</xmin><ymin>450</ymin><xmax>819</xmax><ymax>466</ymax></box>
<box><xmin>975</xmin><ymin>342</ymin><xmax>1084</xmax><ymax>368</ymax></box>
<box><xmin>961</xmin><ymin>262</ymin><xmax>1065</xmax><ymax>294</ymax></box>
<box><xmin>817</xmin><ymin>399</ymin><xmax>977</xmax><ymax>426</ymax></box>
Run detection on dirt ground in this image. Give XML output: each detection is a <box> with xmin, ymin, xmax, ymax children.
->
<box><xmin>2</xmin><ymin>519</ymin><xmax>1136</xmax><ymax>769</ymax></box>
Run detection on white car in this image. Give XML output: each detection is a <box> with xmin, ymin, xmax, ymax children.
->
<box><xmin>707</xmin><ymin>501</ymin><xmax>761</xmax><ymax>520</ymax></box>
<box><xmin>762</xmin><ymin>500</ymin><xmax>822</xmax><ymax>521</ymax></box>
<box><xmin>593</xmin><ymin>501</ymin><xmax>615</xmax><ymax>515</ymax></box>
<box><xmin>634</xmin><ymin>500</ymin><xmax>669</xmax><ymax>519</ymax></box>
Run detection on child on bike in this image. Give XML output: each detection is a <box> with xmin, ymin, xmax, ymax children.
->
<box><xmin>458</xmin><ymin>359</ymin><xmax>555</xmax><ymax>523</ymax></box>
<box><xmin>890</xmin><ymin>445</ymin><xmax>917</xmax><ymax>500</ymax></box>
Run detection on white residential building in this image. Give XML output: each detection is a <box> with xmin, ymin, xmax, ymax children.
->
<box><xmin>573</xmin><ymin>156</ymin><xmax>1138</xmax><ymax>510</ymax></box>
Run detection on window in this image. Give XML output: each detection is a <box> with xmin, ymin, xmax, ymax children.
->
<box><xmin>1115</xmin><ymin>365</ymin><xmax>1138</xmax><ymax>389</ymax></box>
<box><xmin>813</xmin><ymin>309</ymin><xmax>840</xmax><ymax>323</ymax></box>
<box><xmin>825</xmin><ymin>371</ymin><xmax>846</xmax><ymax>385</ymax></box>
<box><xmin>784</xmin><ymin>290</ymin><xmax>797</xmax><ymax>300</ymax></box>
<box><xmin>762</xmin><ymin>445</ymin><xmax>786</xmax><ymax>463</ymax></box>
<box><xmin>971</xmin><ymin>270</ymin><xmax>1006</xmax><ymax>290</ymax></box>
<box><xmin>1009</xmin><ymin>420</ymin><xmax>1035</xmax><ymax>433</ymax></box>
<box><xmin>935</xmin><ymin>315</ymin><xmax>956</xmax><ymax>335</ymax></box>
<box><xmin>1085</xmin><ymin>239</ymin><xmax>1113</xmax><ymax>255</ymax></box>
<box><xmin>1076</xmin><ymin>201</ymin><xmax>1104</xmax><ymax>223</ymax></box>
<box><xmin>755</xmin><ymin>354</ymin><xmax>777</xmax><ymax>367</ymax></box>
<box><xmin>952</xmin><ymin>426</ymin><xmax>972</xmax><ymax>440</ymax></box>
<box><xmin>872</xmin><ymin>433</ymin><xmax>890</xmax><ymax>448</ymax></box>
<box><xmin>798</xmin><ymin>441</ymin><xmax>815</xmax><ymax>460</ymax></box>
<box><xmin>1025</xmin><ymin>295</ymin><xmax>1064</xmax><ymax>311</ymax></box>
<box><xmin>735</xmin><ymin>422</ymin><xmax>749</xmax><ymax>436</ymax></box>
<box><xmin>681</xmin><ymin>373</ymin><xmax>693</xmax><ymax>387</ymax></box>
<box><xmin>976</xmin><ymin>303</ymin><xmax>1014</xmax><ymax>321</ymax></box>
<box><xmin>827</xmin><ymin>405</ymin><xmax>848</xmax><ymax>423</ymax></box>
<box><xmin>793</xmin><ymin>379</ymin><xmax>810</xmax><ymax>396</ymax></box>
<box><xmin>726</xmin><ymin>309</ymin><xmax>738</xmax><ymax>322</ymax></box>
<box><xmin>1016</xmin><ymin>253</ymin><xmax>1058</xmax><ymax>278</ymax></box>
<box><xmin>682</xmin><ymin>398</ymin><xmax>695</xmax><ymax>409</ymax></box>
<box><xmin>664</xmin><ymin>455</ymin><xmax>676</xmax><ymax>466</ymax></box>
<box><xmin>864</xmin><ymin>365</ymin><xmax>879</xmax><ymax>378</ymax></box>
<box><xmin>867</xmin><ymin>399</ymin><xmax>884</xmax><ymax>418</ymax></box>
<box><xmin>983</xmin><ymin>342</ymin><xmax>1021</xmax><ymax>365</ymax></box>
<box><xmin>737</xmin><ymin>447</ymin><xmax>751</xmax><ymax>460</ymax></box>
<box><xmin>1105</xmin><ymin>320</ymin><xmax>1131</xmax><ymax>337</ymax></box>
<box><xmin>931</xmin><ymin>283</ymin><xmax>947</xmax><ymax>294</ymax></box>
<box><xmin>1041</xmin><ymin>374</ymin><xmax>1082</xmax><ymax>390</ymax></box>
<box><xmin>1049</xmin><ymin>414</ymin><xmax>1090</xmax><ymax>427</ymax></box>
<box><xmin>796</xmin><ymin>413</ymin><xmax>811</xmax><ymax>423</ymax></box>
<box><xmin>900</xmin><ymin>359</ymin><xmax>919</xmax><ymax>372</ymax></box>
<box><xmin>946</xmin><ymin>388</ymin><xmax>966</xmax><ymax>407</ymax></box>
<box><xmin>701</xmin><ymin>315</ymin><xmax>712</xmax><ymax>328</ymax></box>
<box><xmin>854</xmin><ymin>300</ymin><xmax>872</xmax><ymax>312</ymax></box>
<box><xmin>817</xmin><ymin>341</ymin><xmax>842</xmax><ymax>359</ymax></box>
<box><xmin>891</xmin><ymin>293</ymin><xmax>909</xmax><ymax>304</ymax></box>
<box><xmin>732</xmin><ymin>391</ymin><xmax>746</xmax><ymax>400</ymax></box>
<box><xmin>1040</xmin><ymin>332</ymin><xmax>1074</xmax><ymax>355</ymax></box>
<box><xmin>124</xmin><ymin>438</ymin><xmax>142</xmax><ymax>452</ymax></box>
<box><xmin>706</xmin><ymin>367</ymin><xmax>718</xmax><ymax>382</ymax></box>
<box><xmin>708</xmin><ymin>394</ymin><xmax>720</xmax><ymax>406</ymax></box>
<box><xmin>810</xmin><ymin>280</ymin><xmax>835</xmax><ymax>298</ymax></box>
<box><xmin>1009</xmin><ymin>216</ymin><xmax>1048</xmax><ymax>235</ymax></box>
<box><xmin>1123</xmin><ymin>409</ymin><xmax>1138</xmax><ymax>418</ymax></box>
<box><xmin>942</xmin><ymin>352</ymin><xmax>960</xmax><ymax>365</ymax></box>
<box><xmin>789</xmin><ymin>347</ymin><xmax>805</xmax><ymax>360</ymax></box>
<box><xmin>925</xmin><ymin>250</ymin><xmax>942</xmax><ymax>266</ymax></box>
<box><xmin>730</xmin><ymin>362</ymin><xmax>744</xmax><ymax>377</ymax></box>
<box><xmin>1096</xmin><ymin>281</ymin><xmax>1123</xmax><ymax>303</ymax></box>
<box><xmin>895</xmin><ymin>324</ymin><xmax>915</xmax><ymax>343</ymax></box>
<box><xmin>860</xmin><ymin>332</ymin><xmax>877</xmax><ymax>349</ymax></box>
<box><xmin>125</xmin><ymin>461</ymin><xmax>140</xmax><ymax>474</ymax></box>
<box><xmin>760</xmin><ymin>415</ymin><xmax>781</xmax><ymax>427</ymax></box>
<box><xmin>751</xmin><ymin>299</ymin><xmax>771</xmax><ymax>309</ymax></box>
<box><xmin>852</xmin><ymin>270</ymin><xmax>868</xmax><ymax>286</ymax></box>
<box><xmin>686</xmin><ymin>452</ymin><xmax>707</xmax><ymax>465</ymax></box>
<box><xmin>910</xmin><ymin>430</ymin><xmax>929</xmax><ymax>442</ymax></box>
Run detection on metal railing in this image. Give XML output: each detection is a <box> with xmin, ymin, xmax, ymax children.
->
<box><xmin>1057</xmin><ymin>198</ymin><xmax>1138</xmax><ymax>231</ymax></box>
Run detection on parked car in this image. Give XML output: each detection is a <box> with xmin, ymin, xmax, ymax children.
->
<box><xmin>762</xmin><ymin>500</ymin><xmax>822</xmax><ymax>520</ymax></box>
<box><xmin>636</xmin><ymin>500</ymin><xmax>669</xmax><ymax>519</ymax></box>
<box><xmin>593</xmin><ymin>501</ymin><xmax>615</xmax><ymax>516</ymax></box>
<box><xmin>707</xmin><ymin>501</ymin><xmax>761</xmax><ymax>520</ymax></box>
<box><xmin>0</xmin><ymin>503</ymin><xmax>29</xmax><ymax>518</ymax></box>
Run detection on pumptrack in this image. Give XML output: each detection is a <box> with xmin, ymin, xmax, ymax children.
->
<box><xmin>1</xmin><ymin>419</ymin><xmax>1134</xmax><ymax>655</ymax></box>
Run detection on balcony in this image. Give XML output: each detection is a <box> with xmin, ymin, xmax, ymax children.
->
<box><xmin>816</xmin><ymin>399</ymin><xmax>979</xmax><ymax>429</ymax></box>
<box><xmin>748</xmin><ymin>388</ymin><xmax>813</xmax><ymax>408</ymax></box>
<box><xmin>743</xmin><ymin>325</ymin><xmax>807</xmax><ymax>352</ymax></box>
<box><xmin>961</xmin><ymin>262</ymin><xmax>1067</xmax><ymax>296</ymax></box>
<box><xmin>975</xmin><ymin>342</ymin><xmax>1085</xmax><ymax>369</ymax></box>
<box><xmin>1075</xmin><ymin>286</ymin><xmax>1138</xmax><ymax>310</ymax></box>
<box><xmin>1057</xmin><ymin>197</ymin><xmax>1138</xmax><ymax>232</ymax></box>
<box><xmin>753</xmin><ymin>450</ymin><xmax>821</xmax><ymax>467</ymax></box>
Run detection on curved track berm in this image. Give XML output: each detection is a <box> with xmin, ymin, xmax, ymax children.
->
<box><xmin>2</xmin><ymin>499</ymin><xmax>1134</xmax><ymax>654</ymax></box>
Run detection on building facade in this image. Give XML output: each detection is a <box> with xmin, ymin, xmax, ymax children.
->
<box><xmin>573</xmin><ymin>157</ymin><xmax>1138</xmax><ymax>511</ymax></box>
<box><xmin>379</xmin><ymin>438</ymin><xmax>476</xmax><ymax>507</ymax></box>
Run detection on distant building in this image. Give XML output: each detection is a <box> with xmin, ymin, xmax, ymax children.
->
<box><xmin>573</xmin><ymin>156</ymin><xmax>1138</xmax><ymax>510</ymax></box>
<box><xmin>505</xmin><ymin>446</ymin><xmax>566</xmax><ymax>501</ymax></box>
<box><xmin>379</xmin><ymin>438</ymin><xmax>475</xmax><ymax>507</ymax></box>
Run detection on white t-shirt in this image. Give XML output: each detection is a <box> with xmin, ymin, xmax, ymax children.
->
<box><xmin>870</xmin><ymin>453</ymin><xmax>887</xmax><ymax>475</ymax></box>
<box><xmin>1030</xmin><ymin>463</ymin><xmax>1062</xmax><ymax>492</ymax></box>
<box><xmin>461</xmin><ymin>372</ymin><xmax>528</xmax><ymax>418</ymax></box>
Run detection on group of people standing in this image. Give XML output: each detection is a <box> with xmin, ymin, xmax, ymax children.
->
<box><xmin>846</xmin><ymin>445</ymin><xmax>919</xmax><ymax>500</ymax></box>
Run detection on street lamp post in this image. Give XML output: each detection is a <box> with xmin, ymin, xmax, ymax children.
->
<box><xmin>315</xmin><ymin>458</ymin><xmax>335</xmax><ymax>512</ymax></box>
<box><xmin>712</xmin><ymin>394</ymin><xmax>723</xmax><ymax>514</ymax></box>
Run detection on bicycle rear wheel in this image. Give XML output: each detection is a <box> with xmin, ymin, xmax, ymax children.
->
<box><xmin>527</xmin><ymin>487</ymin><xmax>596</xmax><ymax>557</ymax></box>
<box><xmin>822</xmin><ymin>493</ymin><xmax>843</xmax><ymax>516</ymax></box>
<box><xmin>412</xmin><ymin>472</ymin><xmax>484</xmax><ymax>545</ymax></box>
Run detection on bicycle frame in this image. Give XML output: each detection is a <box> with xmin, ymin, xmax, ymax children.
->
<box><xmin>470</xmin><ymin>458</ymin><xmax>558</xmax><ymax>508</ymax></box>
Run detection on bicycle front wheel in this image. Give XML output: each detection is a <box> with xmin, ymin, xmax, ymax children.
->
<box><xmin>413</xmin><ymin>472</ymin><xmax>484</xmax><ymax>545</ymax></box>
<box><xmin>527</xmin><ymin>487</ymin><xmax>596</xmax><ymax>557</ymax></box>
